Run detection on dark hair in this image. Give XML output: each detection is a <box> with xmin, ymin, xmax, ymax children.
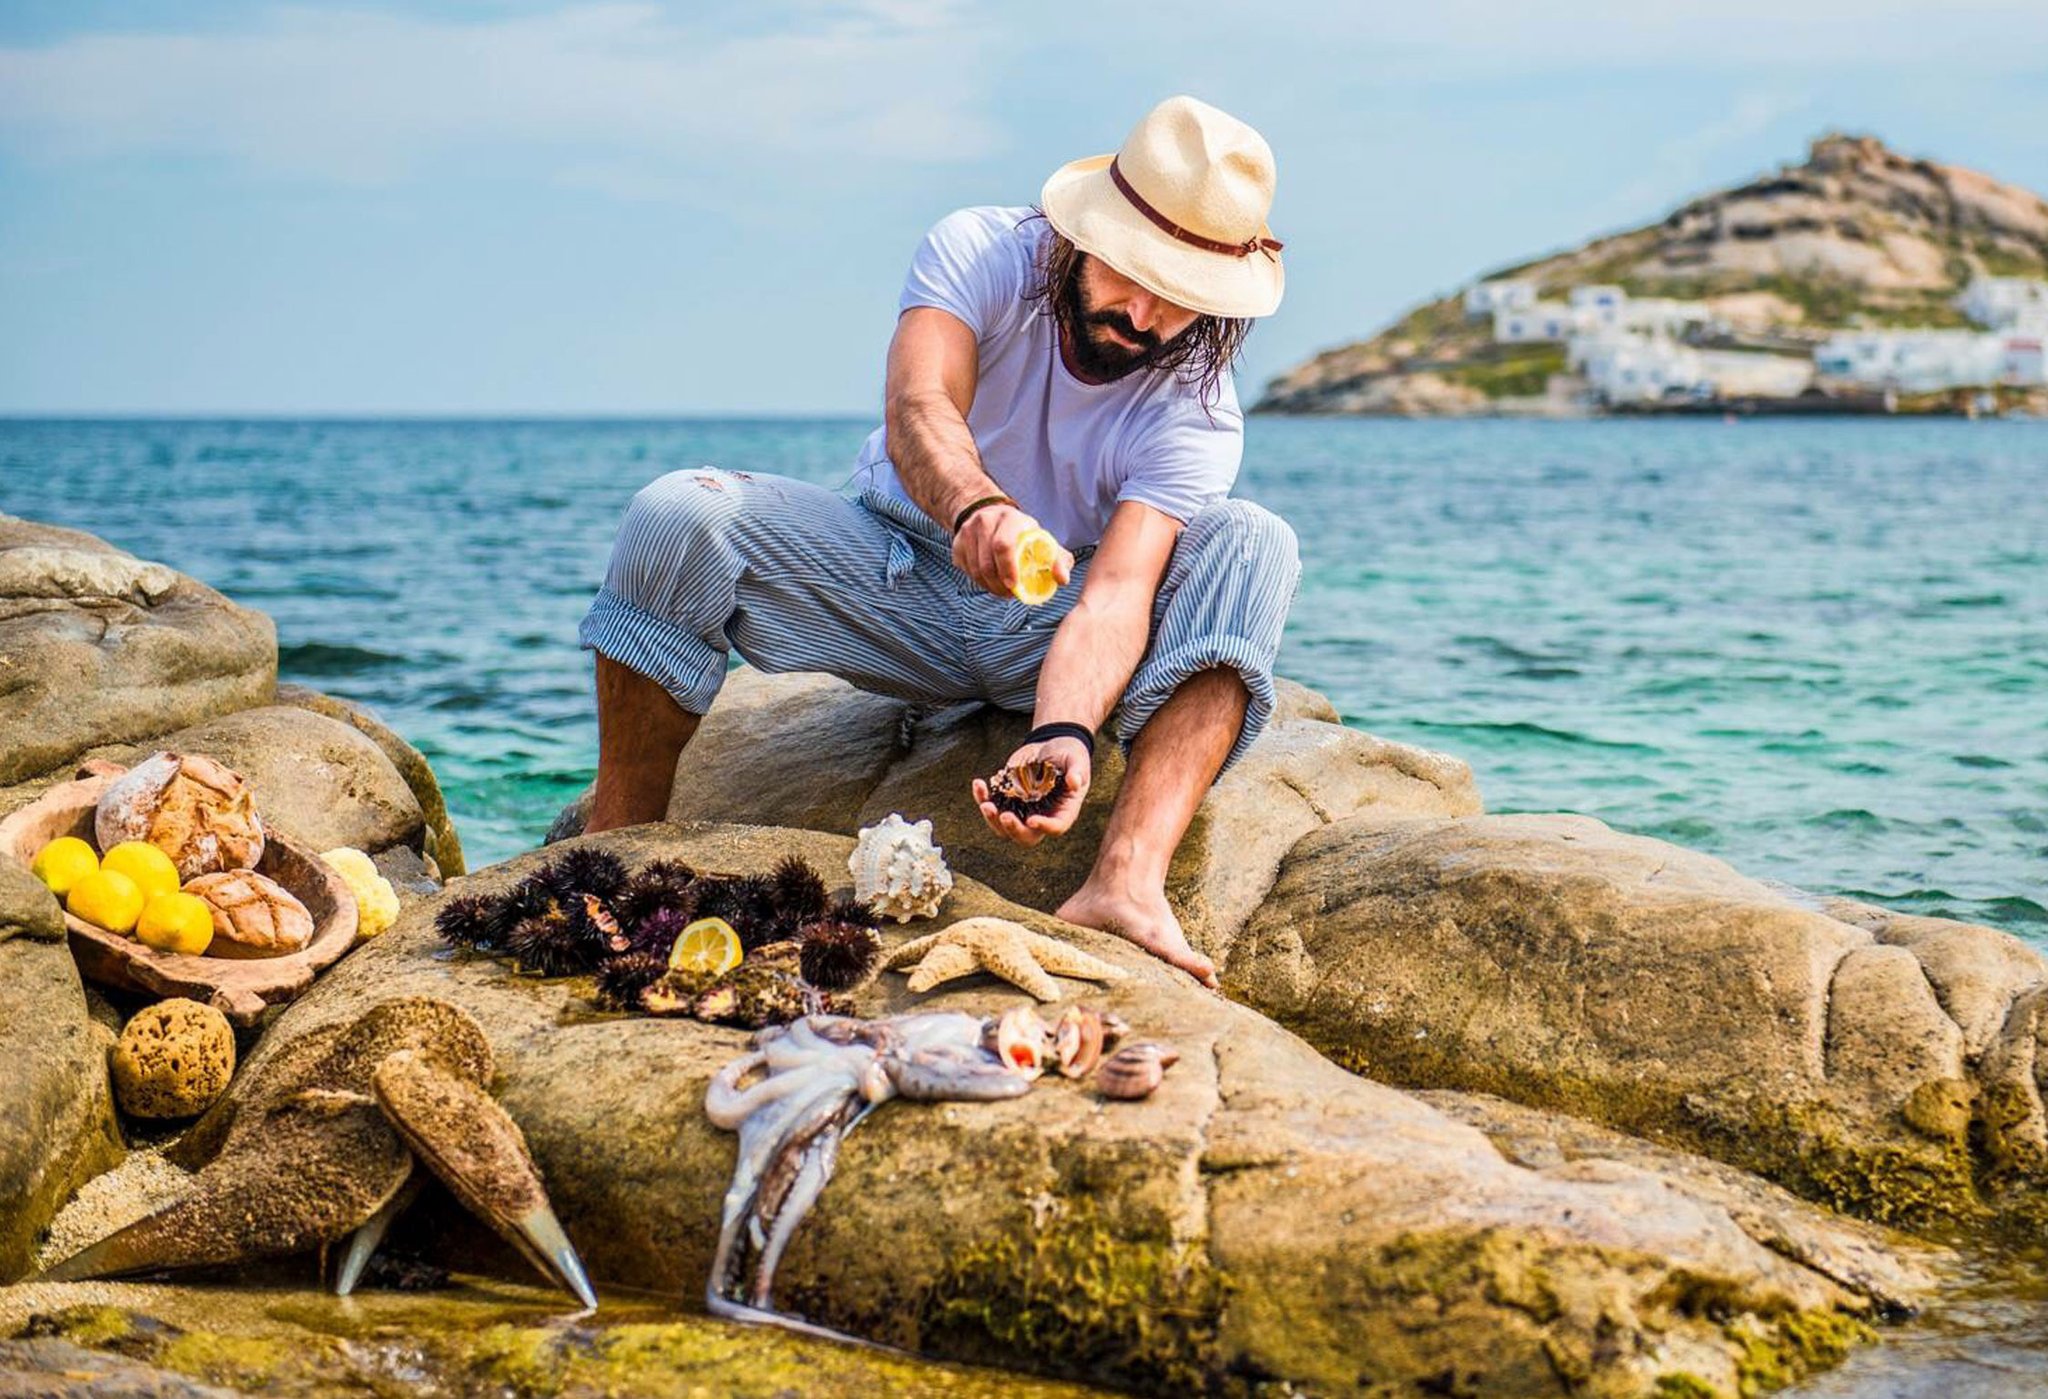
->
<box><xmin>1019</xmin><ymin>211</ymin><xmax>1252</xmax><ymax>409</ymax></box>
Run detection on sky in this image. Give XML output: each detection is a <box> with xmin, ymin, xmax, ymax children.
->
<box><xmin>1</xmin><ymin>1</ymin><xmax>2045</xmax><ymax>416</ymax></box>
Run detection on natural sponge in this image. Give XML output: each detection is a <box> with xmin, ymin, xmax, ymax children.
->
<box><xmin>320</xmin><ymin>846</ymin><xmax>400</xmax><ymax>939</ymax></box>
<box><xmin>110</xmin><ymin>997</ymin><xmax>236</xmax><ymax>1118</ymax></box>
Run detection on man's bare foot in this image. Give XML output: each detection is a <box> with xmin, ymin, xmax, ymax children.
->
<box><xmin>1058</xmin><ymin>881</ymin><xmax>1218</xmax><ymax>989</ymax></box>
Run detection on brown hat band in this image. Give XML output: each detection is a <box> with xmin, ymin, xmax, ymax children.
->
<box><xmin>1108</xmin><ymin>157</ymin><xmax>1283</xmax><ymax>262</ymax></box>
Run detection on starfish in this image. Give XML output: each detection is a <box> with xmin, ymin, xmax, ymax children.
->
<box><xmin>880</xmin><ymin>916</ymin><xmax>1126</xmax><ymax>1002</ymax></box>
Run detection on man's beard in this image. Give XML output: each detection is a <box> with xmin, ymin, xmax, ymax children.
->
<box><xmin>1061</xmin><ymin>263</ymin><xmax>1178</xmax><ymax>381</ymax></box>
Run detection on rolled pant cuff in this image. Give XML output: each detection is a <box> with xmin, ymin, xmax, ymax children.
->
<box><xmin>577</xmin><ymin>585</ymin><xmax>728</xmax><ymax>715</ymax></box>
<box><xmin>1115</xmin><ymin>634</ymin><xmax>1278</xmax><ymax>775</ymax></box>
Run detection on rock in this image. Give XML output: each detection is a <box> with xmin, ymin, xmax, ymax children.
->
<box><xmin>0</xmin><ymin>935</ymin><xmax>124</xmax><ymax>1281</ymax></box>
<box><xmin>1227</xmin><ymin>812</ymin><xmax>2048</xmax><ymax>1230</ymax></box>
<box><xmin>275</xmin><ymin>683</ymin><xmax>465</xmax><ymax>878</ymax></box>
<box><xmin>0</xmin><ymin>1282</ymin><xmax>1107</xmax><ymax>1399</ymax></box>
<box><xmin>109</xmin><ymin>1000</ymin><xmax>236</xmax><ymax>1120</ymax></box>
<box><xmin>0</xmin><ymin>515</ymin><xmax>275</xmax><ymax>788</ymax></box>
<box><xmin>654</xmin><ymin>667</ymin><xmax>1479</xmax><ymax>965</ymax></box>
<box><xmin>203</xmin><ymin>822</ymin><xmax>1923</xmax><ymax>1396</ymax></box>
<box><xmin>102</xmin><ymin>707</ymin><xmax>425</xmax><ymax>860</ymax></box>
<box><xmin>0</xmin><ymin>1337</ymin><xmax>240</xmax><ymax>1399</ymax></box>
<box><xmin>1</xmin><ymin>859</ymin><xmax>65</xmax><ymax>945</ymax></box>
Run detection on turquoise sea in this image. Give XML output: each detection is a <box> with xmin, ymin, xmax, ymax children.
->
<box><xmin>2</xmin><ymin>416</ymin><xmax>2041</xmax><ymax>942</ymax></box>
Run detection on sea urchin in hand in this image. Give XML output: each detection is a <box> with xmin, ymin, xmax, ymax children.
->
<box><xmin>984</xmin><ymin>760</ymin><xmax>1067</xmax><ymax>822</ymax></box>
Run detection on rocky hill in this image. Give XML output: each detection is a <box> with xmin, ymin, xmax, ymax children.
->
<box><xmin>1258</xmin><ymin>133</ymin><xmax>2048</xmax><ymax>415</ymax></box>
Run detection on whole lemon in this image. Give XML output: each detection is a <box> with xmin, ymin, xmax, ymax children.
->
<box><xmin>68</xmin><ymin>869</ymin><xmax>146</xmax><ymax>935</ymax></box>
<box><xmin>31</xmin><ymin>836</ymin><xmax>99</xmax><ymax>898</ymax></box>
<box><xmin>100</xmin><ymin>841</ymin><xmax>182</xmax><ymax>903</ymax></box>
<box><xmin>135</xmin><ymin>892</ymin><xmax>215</xmax><ymax>956</ymax></box>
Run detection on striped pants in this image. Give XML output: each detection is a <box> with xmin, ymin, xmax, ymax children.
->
<box><xmin>577</xmin><ymin>468</ymin><xmax>1301</xmax><ymax>771</ymax></box>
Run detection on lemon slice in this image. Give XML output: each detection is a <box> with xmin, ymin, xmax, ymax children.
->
<box><xmin>1012</xmin><ymin>527</ymin><xmax>1061</xmax><ymax>605</ymax></box>
<box><xmin>669</xmin><ymin>916</ymin><xmax>743</xmax><ymax>976</ymax></box>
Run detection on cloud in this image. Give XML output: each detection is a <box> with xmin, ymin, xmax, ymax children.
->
<box><xmin>0</xmin><ymin>2</ymin><xmax>1000</xmax><ymax>187</ymax></box>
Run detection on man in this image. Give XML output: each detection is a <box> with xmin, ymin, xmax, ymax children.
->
<box><xmin>577</xmin><ymin>95</ymin><xmax>1299</xmax><ymax>988</ymax></box>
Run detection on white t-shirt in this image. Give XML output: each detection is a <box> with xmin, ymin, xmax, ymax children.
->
<box><xmin>855</xmin><ymin>206</ymin><xmax>1243</xmax><ymax>550</ymax></box>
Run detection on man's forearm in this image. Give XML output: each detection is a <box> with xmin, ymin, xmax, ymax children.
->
<box><xmin>1035</xmin><ymin>596</ymin><xmax>1150</xmax><ymax>732</ymax></box>
<box><xmin>887</xmin><ymin>390</ymin><xmax>1000</xmax><ymax>527</ymax></box>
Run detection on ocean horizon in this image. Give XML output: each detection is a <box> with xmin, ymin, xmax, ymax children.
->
<box><xmin>4</xmin><ymin>413</ymin><xmax>2040</xmax><ymax>941</ymax></box>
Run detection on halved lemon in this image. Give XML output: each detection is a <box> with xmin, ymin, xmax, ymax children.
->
<box><xmin>1012</xmin><ymin>527</ymin><xmax>1061</xmax><ymax>605</ymax></box>
<box><xmin>668</xmin><ymin>916</ymin><xmax>743</xmax><ymax>976</ymax></box>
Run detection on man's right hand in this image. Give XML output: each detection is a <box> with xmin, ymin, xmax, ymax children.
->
<box><xmin>952</xmin><ymin>503</ymin><xmax>1073</xmax><ymax>600</ymax></box>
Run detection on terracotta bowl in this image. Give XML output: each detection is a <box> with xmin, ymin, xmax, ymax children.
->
<box><xmin>0</xmin><ymin>761</ymin><xmax>359</xmax><ymax>1026</ymax></box>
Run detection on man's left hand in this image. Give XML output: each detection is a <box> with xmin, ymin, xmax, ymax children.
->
<box><xmin>971</xmin><ymin>736</ymin><xmax>1092</xmax><ymax>846</ymax></box>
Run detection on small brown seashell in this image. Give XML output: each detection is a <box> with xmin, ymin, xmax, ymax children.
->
<box><xmin>96</xmin><ymin>752</ymin><xmax>265</xmax><ymax>882</ymax></box>
<box><xmin>984</xmin><ymin>760</ymin><xmax>1067</xmax><ymax>822</ymax></box>
<box><xmin>1054</xmin><ymin>1006</ymin><xmax>1106</xmax><ymax>1079</ymax></box>
<box><xmin>1095</xmin><ymin>1041</ymin><xmax>1179</xmax><ymax>1101</ymax></box>
<box><xmin>992</xmin><ymin>1005</ymin><xmax>1050</xmax><ymax>1078</ymax></box>
<box><xmin>183</xmin><ymin>869</ymin><xmax>313</xmax><ymax>959</ymax></box>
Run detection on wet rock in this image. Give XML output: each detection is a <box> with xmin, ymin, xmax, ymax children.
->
<box><xmin>0</xmin><ymin>516</ymin><xmax>274</xmax><ymax>788</ymax></box>
<box><xmin>655</xmin><ymin>667</ymin><xmax>1479</xmax><ymax>964</ymax></box>
<box><xmin>0</xmin><ymin>1283</ymin><xmax>1107</xmax><ymax>1399</ymax></box>
<box><xmin>1228</xmin><ymin>812</ymin><xmax>2048</xmax><ymax>1230</ymax></box>
<box><xmin>102</xmin><ymin>707</ymin><xmax>424</xmax><ymax>860</ymax></box>
<box><xmin>0</xmin><ymin>935</ymin><xmax>124</xmax><ymax>1281</ymax></box>
<box><xmin>205</xmin><ymin>822</ymin><xmax>1922</xmax><ymax>1396</ymax></box>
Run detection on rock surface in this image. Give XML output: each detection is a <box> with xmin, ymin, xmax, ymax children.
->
<box><xmin>1227</xmin><ymin>813</ymin><xmax>2048</xmax><ymax>1230</ymax></box>
<box><xmin>99</xmin><ymin>706</ymin><xmax>425</xmax><ymax>862</ymax></box>
<box><xmin>0</xmin><ymin>516</ymin><xmax>275</xmax><ymax>787</ymax></box>
<box><xmin>0</xmin><ymin>934</ymin><xmax>123</xmax><ymax>1281</ymax></box>
<box><xmin>191</xmin><ymin>822</ymin><xmax>1924</xmax><ymax>1396</ymax></box>
<box><xmin>649</xmin><ymin>667</ymin><xmax>1480</xmax><ymax>966</ymax></box>
<box><xmin>0</xmin><ymin>1280</ymin><xmax>1107</xmax><ymax>1399</ymax></box>
<box><xmin>1</xmin><ymin>858</ymin><xmax>65</xmax><ymax>945</ymax></box>
<box><xmin>274</xmin><ymin>683</ymin><xmax>464</xmax><ymax>878</ymax></box>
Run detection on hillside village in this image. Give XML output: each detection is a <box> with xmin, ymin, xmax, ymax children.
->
<box><xmin>1259</xmin><ymin>134</ymin><xmax>2048</xmax><ymax>416</ymax></box>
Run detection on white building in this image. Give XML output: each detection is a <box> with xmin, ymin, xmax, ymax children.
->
<box><xmin>1814</xmin><ymin>329</ymin><xmax>2037</xmax><ymax>392</ymax></box>
<box><xmin>1697</xmin><ymin>350</ymin><xmax>1814</xmax><ymax>399</ymax></box>
<box><xmin>1495</xmin><ymin>301</ymin><xmax>1584</xmax><ymax>344</ymax></box>
<box><xmin>1568</xmin><ymin>285</ymin><xmax>1627</xmax><ymax>328</ymax></box>
<box><xmin>1957</xmin><ymin>276</ymin><xmax>2048</xmax><ymax>331</ymax></box>
<box><xmin>1569</xmin><ymin>332</ymin><xmax>1705</xmax><ymax>402</ymax></box>
<box><xmin>1464</xmin><ymin>278</ymin><xmax>1540</xmax><ymax>320</ymax></box>
<box><xmin>1619</xmin><ymin>297</ymin><xmax>1712</xmax><ymax>336</ymax></box>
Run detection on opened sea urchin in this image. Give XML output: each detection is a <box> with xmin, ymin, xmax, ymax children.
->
<box><xmin>985</xmin><ymin>760</ymin><xmax>1067</xmax><ymax>822</ymax></box>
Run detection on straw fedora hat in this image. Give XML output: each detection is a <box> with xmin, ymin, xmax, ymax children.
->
<box><xmin>1041</xmin><ymin>95</ymin><xmax>1284</xmax><ymax>320</ymax></box>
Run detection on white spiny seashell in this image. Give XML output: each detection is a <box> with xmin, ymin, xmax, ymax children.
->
<box><xmin>848</xmin><ymin>813</ymin><xmax>953</xmax><ymax>923</ymax></box>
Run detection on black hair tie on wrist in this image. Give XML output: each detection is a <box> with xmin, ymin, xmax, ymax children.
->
<box><xmin>1026</xmin><ymin>721</ymin><xmax>1096</xmax><ymax>755</ymax></box>
<box><xmin>952</xmin><ymin>494</ymin><xmax>1017</xmax><ymax>533</ymax></box>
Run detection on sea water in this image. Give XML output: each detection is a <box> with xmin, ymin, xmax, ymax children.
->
<box><xmin>1</xmin><ymin>416</ymin><xmax>2040</xmax><ymax>941</ymax></box>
